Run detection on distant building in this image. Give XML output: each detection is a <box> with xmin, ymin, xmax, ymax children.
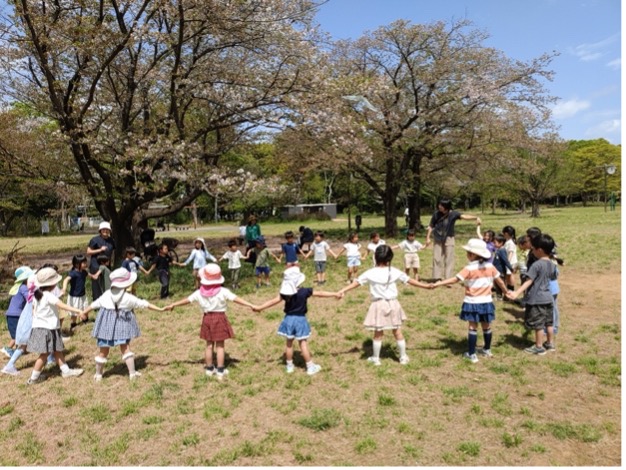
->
<box><xmin>281</xmin><ymin>203</ymin><xmax>337</xmax><ymax>219</ymax></box>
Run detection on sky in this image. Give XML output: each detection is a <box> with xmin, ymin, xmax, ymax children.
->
<box><xmin>315</xmin><ymin>0</ymin><xmax>622</xmax><ymax>145</ymax></box>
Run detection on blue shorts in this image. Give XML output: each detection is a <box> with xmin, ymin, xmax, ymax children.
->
<box><xmin>6</xmin><ymin>316</ymin><xmax>19</xmax><ymax>340</ymax></box>
<box><xmin>314</xmin><ymin>261</ymin><xmax>326</xmax><ymax>273</ymax></box>
<box><xmin>277</xmin><ymin>315</ymin><xmax>311</xmax><ymax>340</ymax></box>
<box><xmin>256</xmin><ymin>266</ymin><xmax>270</xmax><ymax>276</ymax></box>
<box><xmin>347</xmin><ymin>256</ymin><xmax>361</xmax><ymax>268</ymax></box>
<box><xmin>97</xmin><ymin>338</ymin><xmax>131</xmax><ymax>347</ymax></box>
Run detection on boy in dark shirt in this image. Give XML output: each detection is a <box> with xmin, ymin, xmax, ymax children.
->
<box><xmin>507</xmin><ymin>234</ymin><xmax>558</xmax><ymax>355</ymax></box>
<box><xmin>147</xmin><ymin>243</ymin><xmax>183</xmax><ymax>298</ymax></box>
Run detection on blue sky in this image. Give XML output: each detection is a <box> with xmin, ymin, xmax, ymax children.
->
<box><xmin>315</xmin><ymin>0</ymin><xmax>622</xmax><ymax>145</ymax></box>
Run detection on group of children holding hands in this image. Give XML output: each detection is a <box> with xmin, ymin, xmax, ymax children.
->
<box><xmin>1</xmin><ymin>222</ymin><xmax>561</xmax><ymax>384</ymax></box>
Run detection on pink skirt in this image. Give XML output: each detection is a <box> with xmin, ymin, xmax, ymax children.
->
<box><xmin>363</xmin><ymin>299</ymin><xmax>407</xmax><ymax>331</ymax></box>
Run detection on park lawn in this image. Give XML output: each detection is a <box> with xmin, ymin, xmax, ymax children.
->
<box><xmin>0</xmin><ymin>206</ymin><xmax>620</xmax><ymax>465</ymax></box>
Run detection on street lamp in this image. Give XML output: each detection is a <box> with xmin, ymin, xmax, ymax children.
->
<box><xmin>603</xmin><ymin>164</ymin><xmax>616</xmax><ymax>212</ymax></box>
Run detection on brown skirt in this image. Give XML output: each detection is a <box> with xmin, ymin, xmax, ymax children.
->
<box><xmin>200</xmin><ymin>312</ymin><xmax>234</xmax><ymax>342</ymax></box>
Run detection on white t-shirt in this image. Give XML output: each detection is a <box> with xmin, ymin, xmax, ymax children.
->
<box><xmin>89</xmin><ymin>288</ymin><xmax>150</xmax><ymax>311</ymax></box>
<box><xmin>357</xmin><ymin>266</ymin><xmax>410</xmax><ymax>300</ymax></box>
<box><xmin>188</xmin><ymin>287</ymin><xmax>237</xmax><ymax>312</ymax></box>
<box><xmin>311</xmin><ymin>241</ymin><xmax>330</xmax><ymax>261</ymax></box>
<box><xmin>398</xmin><ymin>239</ymin><xmax>423</xmax><ymax>253</ymax></box>
<box><xmin>504</xmin><ymin>239</ymin><xmax>518</xmax><ymax>265</ymax></box>
<box><xmin>238</xmin><ymin>226</ymin><xmax>247</xmax><ymax>237</ymax></box>
<box><xmin>223</xmin><ymin>250</ymin><xmax>244</xmax><ymax>269</ymax></box>
<box><xmin>343</xmin><ymin>242</ymin><xmax>361</xmax><ymax>258</ymax></box>
<box><xmin>32</xmin><ymin>291</ymin><xmax>61</xmax><ymax>330</ymax></box>
<box><xmin>367</xmin><ymin>240</ymin><xmax>386</xmax><ymax>263</ymax></box>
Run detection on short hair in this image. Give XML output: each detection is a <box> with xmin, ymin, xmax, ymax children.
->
<box><xmin>284</xmin><ymin>231</ymin><xmax>295</xmax><ymax>238</ymax></box>
<box><xmin>516</xmin><ymin>235</ymin><xmax>528</xmax><ymax>246</ymax></box>
<box><xmin>437</xmin><ymin>199</ymin><xmax>452</xmax><ymax>211</ymax></box>
<box><xmin>530</xmin><ymin>233</ymin><xmax>555</xmax><ymax>255</ymax></box>
<box><xmin>494</xmin><ymin>234</ymin><xmax>506</xmax><ymax>245</ymax></box>
<box><xmin>526</xmin><ymin>227</ymin><xmax>542</xmax><ymax>240</ymax></box>
<box><xmin>124</xmin><ymin>247</ymin><xmax>136</xmax><ymax>256</ymax></box>
<box><xmin>375</xmin><ymin>245</ymin><xmax>394</xmax><ymax>264</ymax></box>
<box><xmin>72</xmin><ymin>254</ymin><xmax>87</xmax><ymax>268</ymax></box>
<box><xmin>158</xmin><ymin>242</ymin><xmax>168</xmax><ymax>251</ymax></box>
<box><xmin>227</xmin><ymin>239</ymin><xmax>238</xmax><ymax>247</ymax></box>
<box><xmin>406</xmin><ymin>229</ymin><xmax>416</xmax><ymax>237</ymax></box>
<box><xmin>97</xmin><ymin>254</ymin><xmax>110</xmax><ymax>264</ymax></box>
<box><xmin>314</xmin><ymin>231</ymin><xmax>325</xmax><ymax>238</ymax></box>
<box><xmin>348</xmin><ymin>231</ymin><xmax>358</xmax><ymax>242</ymax></box>
<box><xmin>370</xmin><ymin>232</ymin><xmax>379</xmax><ymax>240</ymax></box>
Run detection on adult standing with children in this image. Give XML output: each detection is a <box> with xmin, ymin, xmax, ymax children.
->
<box><xmin>425</xmin><ymin>199</ymin><xmax>481</xmax><ymax>280</ymax></box>
<box><xmin>244</xmin><ymin>215</ymin><xmax>262</xmax><ymax>265</ymax></box>
<box><xmin>87</xmin><ymin>221</ymin><xmax>116</xmax><ymax>301</ymax></box>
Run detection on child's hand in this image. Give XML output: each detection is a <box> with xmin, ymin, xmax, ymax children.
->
<box><xmin>505</xmin><ymin>291</ymin><xmax>518</xmax><ymax>300</ymax></box>
<box><xmin>335</xmin><ymin>292</ymin><xmax>344</xmax><ymax>299</ymax></box>
<box><xmin>432</xmin><ymin>282</ymin><xmax>441</xmax><ymax>289</ymax></box>
<box><xmin>164</xmin><ymin>305</ymin><xmax>175</xmax><ymax>311</ymax></box>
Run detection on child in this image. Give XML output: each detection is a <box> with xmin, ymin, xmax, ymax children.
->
<box><xmin>2</xmin><ymin>269</ymin><xmax>36</xmax><ymax>375</ymax></box>
<box><xmin>434</xmin><ymin>239</ymin><xmax>508</xmax><ymax>363</ymax></box>
<box><xmin>492</xmin><ymin>235</ymin><xmax>514</xmax><ymax>300</ymax></box>
<box><xmin>2</xmin><ymin>266</ymin><xmax>33</xmax><ymax>360</ymax></box>
<box><xmin>219</xmin><ymin>239</ymin><xmax>249</xmax><ymax>289</ymax></box>
<box><xmin>337</xmin><ymin>245</ymin><xmax>433</xmax><ymax>366</ymax></box>
<box><xmin>516</xmin><ymin>235</ymin><xmax>531</xmax><ymax>285</ymax></box>
<box><xmin>335</xmin><ymin>232</ymin><xmax>363</xmax><ymax>283</ymax></box>
<box><xmin>238</xmin><ymin>223</ymin><xmax>247</xmax><ymax>246</ymax></box>
<box><xmin>298</xmin><ymin>226</ymin><xmax>315</xmax><ymax>253</ymax></box>
<box><xmin>476</xmin><ymin>225</ymin><xmax>496</xmax><ymax>263</ymax></box>
<box><xmin>253</xmin><ymin>266</ymin><xmax>340</xmax><ymax>375</ymax></box>
<box><xmin>165</xmin><ymin>264</ymin><xmax>257</xmax><ymax>380</ymax></box>
<box><xmin>248</xmin><ymin>236</ymin><xmax>272</xmax><ymax>288</ymax></box>
<box><xmin>121</xmin><ymin>247</ymin><xmax>149</xmax><ymax>294</ymax></box>
<box><xmin>95</xmin><ymin>254</ymin><xmax>112</xmax><ymax>301</ymax></box>
<box><xmin>502</xmin><ymin>225</ymin><xmax>518</xmax><ymax>290</ymax></box>
<box><xmin>506</xmin><ymin>234</ymin><xmax>558</xmax><ymax>355</ymax></box>
<box><xmin>275</xmin><ymin>231</ymin><xmax>304</xmax><ymax>265</ymax></box>
<box><xmin>366</xmin><ymin>232</ymin><xmax>386</xmax><ymax>266</ymax></box>
<box><xmin>60</xmin><ymin>254</ymin><xmax>95</xmax><ymax>331</ymax></box>
<box><xmin>391</xmin><ymin>229</ymin><xmax>424</xmax><ymax>280</ymax></box>
<box><xmin>81</xmin><ymin>268</ymin><xmax>164</xmax><ymax>381</ymax></box>
<box><xmin>26</xmin><ymin>267</ymin><xmax>85</xmax><ymax>384</ymax></box>
<box><xmin>182</xmin><ymin>237</ymin><xmax>217</xmax><ymax>289</ymax></box>
<box><xmin>146</xmin><ymin>243</ymin><xmax>183</xmax><ymax>299</ymax></box>
<box><xmin>304</xmin><ymin>231</ymin><xmax>337</xmax><ymax>285</ymax></box>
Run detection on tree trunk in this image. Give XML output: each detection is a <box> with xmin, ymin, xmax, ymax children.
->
<box><xmin>407</xmin><ymin>153</ymin><xmax>425</xmax><ymax>232</ymax></box>
<box><xmin>530</xmin><ymin>199</ymin><xmax>540</xmax><ymax>217</ymax></box>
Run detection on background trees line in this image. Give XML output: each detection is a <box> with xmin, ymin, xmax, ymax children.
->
<box><xmin>0</xmin><ymin>1</ymin><xmax>620</xmax><ymax>247</ymax></box>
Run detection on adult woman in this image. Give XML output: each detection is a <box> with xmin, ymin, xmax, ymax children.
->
<box><xmin>87</xmin><ymin>221</ymin><xmax>116</xmax><ymax>301</ymax></box>
<box><xmin>425</xmin><ymin>199</ymin><xmax>481</xmax><ymax>280</ymax></box>
<box><xmin>244</xmin><ymin>215</ymin><xmax>261</xmax><ymax>265</ymax></box>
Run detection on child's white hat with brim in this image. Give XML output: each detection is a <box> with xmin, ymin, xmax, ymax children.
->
<box><xmin>280</xmin><ymin>266</ymin><xmax>305</xmax><ymax>296</ymax></box>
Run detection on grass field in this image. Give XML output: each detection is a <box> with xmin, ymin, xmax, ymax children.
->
<box><xmin>0</xmin><ymin>206</ymin><xmax>620</xmax><ymax>465</ymax></box>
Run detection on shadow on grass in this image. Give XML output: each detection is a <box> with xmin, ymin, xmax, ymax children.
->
<box><xmin>437</xmin><ymin>336</ymin><xmax>467</xmax><ymax>355</ymax></box>
<box><xmin>499</xmin><ymin>333</ymin><xmax>532</xmax><ymax>351</ymax></box>
<box><xmin>358</xmin><ymin>339</ymin><xmax>399</xmax><ymax>361</ymax></box>
<box><xmin>501</xmin><ymin>305</ymin><xmax>525</xmax><ymax>320</ymax></box>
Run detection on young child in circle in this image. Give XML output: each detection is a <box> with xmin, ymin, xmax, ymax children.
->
<box><xmin>61</xmin><ymin>254</ymin><xmax>95</xmax><ymax>331</ymax></box>
<box><xmin>2</xmin><ymin>266</ymin><xmax>33</xmax><ymax>361</ymax></box>
<box><xmin>26</xmin><ymin>267</ymin><xmax>85</xmax><ymax>384</ymax></box>
<box><xmin>366</xmin><ymin>232</ymin><xmax>386</xmax><ymax>266</ymax></box>
<box><xmin>476</xmin><ymin>225</ymin><xmax>496</xmax><ymax>263</ymax></box>
<box><xmin>492</xmin><ymin>234</ymin><xmax>514</xmax><ymax>300</ymax></box>
<box><xmin>434</xmin><ymin>239</ymin><xmax>508</xmax><ymax>363</ymax></box>
<box><xmin>275</xmin><ymin>231</ymin><xmax>305</xmax><ymax>265</ymax></box>
<box><xmin>502</xmin><ymin>225</ymin><xmax>518</xmax><ymax>290</ymax></box>
<box><xmin>248</xmin><ymin>236</ymin><xmax>272</xmax><ymax>288</ymax></box>
<box><xmin>182</xmin><ymin>237</ymin><xmax>217</xmax><ymax>289</ymax></box>
<box><xmin>121</xmin><ymin>247</ymin><xmax>149</xmax><ymax>294</ymax></box>
<box><xmin>165</xmin><ymin>264</ymin><xmax>257</xmax><ymax>380</ymax></box>
<box><xmin>219</xmin><ymin>239</ymin><xmax>249</xmax><ymax>290</ymax></box>
<box><xmin>391</xmin><ymin>229</ymin><xmax>424</xmax><ymax>280</ymax></box>
<box><xmin>81</xmin><ymin>268</ymin><xmax>164</xmax><ymax>381</ymax></box>
<box><xmin>147</xmin><ymin>243</ymin><xmax>183</xmax><ymax>299</ymax></box>
<box><xmin>253</xmin><ymin>266</ymin><xmax>340</xmax><ymax>375</ymax></box>
<box><xmin>337</xmin><ymin>245</ymin><xmax>433</xmax><ymax>366</ymax></box>
<box><xmin>335</xmin><ymin>232</ymin><xmax>363</xmax><ymax>283</ymax></box>
<box><xmin>304</xmin><ymin>231</ymin><xmax>337</xmax><ymax>285</ymax></box>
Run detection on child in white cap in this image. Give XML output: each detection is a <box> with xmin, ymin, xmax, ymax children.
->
<box><xmin>253</xmin><ymin>266</ymin><xmax>341</xmax><ymax>375</ymax></box>
<box><xmin>81</xmin><ymin>268</ymin><xmax>165</xmax><ymax>381</ymax></box>
<box><xmin>26</xmin><ymin>267</ymin><xmax>85</xmax><ymax>384</ymax></box>
<box><xmin>165</xmin><ymin>264</ymin><xmax>257</xmax><ymax>380</ymax></box>
<box><xmin>434</xmin><ymin>239</ymin><xmax>508</xmax><ymax>363</ymax></box>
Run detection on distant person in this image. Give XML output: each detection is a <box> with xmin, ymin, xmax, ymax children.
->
<box><xmin>425</xmin><ymin>199</ymin><xmax>481</xmax><ymax>280</ymax></box>
<box><xmin>391</xmin><ymin>229</ymin><xmax>424</xmax><ymax>280</ymax></box>
<box><xmin>219</xmin><ymin>239</ymin><xmax>249</xmax><ymax>290</ymax></box>
<box><xmin>60</xmin><ymin>254</ymin><xmax>96</xmax><ymax>333</ymax></box>
<box><xmin>476</xmin><ymin>225</ymin><xmax>496</xmax><ymax>263</ymax></box>
<box><xmin>366</xmin><ymin>232</ymin><xmax>386</xmax><ymax>267</ymax></box>
<box><xmin>502</xmin><ymin>225</ymin><xmax>518</xmax><ymax>290</ymax></box>
<box><xmin>87</xmin><ymin>221</ymin><xmax>116</xmax><ymax>301</ymax></box>
<box><xmin>249</xmin><ymin>237</ymin><xmax>272</xmax><ymax>289</ymax></box>
<box><xmin>146</xmin><ymin>243</ymin><xmax>184</xmax><ymax>299</ymax></box>
<box><xmin>335</xmin><ymin>232</ymin><xmax>364</xmax><ymax>283</ymax></box>
<box><xmin>121</xmin><ymin>247</ymin><xmax>149</xmax><ymax>294</ymax></box>
<box><xmin>182</xmin><ymin>237</ymin><xmax>217</xmax><ymax>289</ymax></box>
<box><xmin>276</xmin><ymin>231</ymin><xmax>305</xmax><ymax>265</ymax></box>
<box><xmin>492</xmin><ymin>235</ymin><xmax>513</xmax><ymax>300</ymax></box>
<box><xmin>304</xmin><ymin>231</ymin><xmax>337</xmax><ymax>285</ymax></box>
<box><xmin>2</xmin><ymin>266</ymin><xmax>33</xmax><ymax>361</ymax></box>
<box><xmin>434</xmin><ymin>239</ymin><xmax>508</xmax><ymax>364</ymax></box>
<box><xmin>244</xmin><ymin>215</ymin><xmax>262</xmax><ymax>264</ymax></box>
<box><xmin>298</xmin><ymin>226</ymin><xmax>314</xmax><ymax>252</ymax></box>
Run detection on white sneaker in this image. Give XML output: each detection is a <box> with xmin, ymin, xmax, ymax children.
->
<box><xmin>215</xmin><ymin>369</ymin><xmax>229</xmax><ymax>381</ymax></box>
<box><xmin>478</xmin><ymin>349</ymin><xmax>494</xmax><ymax>358</ymax></box>
<box><xmin>399</xmin><ymin>355</ymin><xmax>410</xmax><ymax>365</ymax></box>
<box><xmin>61</xmin><ymin>368</ymin><xmax>84</xmax><ymax>378</ymax></box>
<box><xmin>463</xmin><ymin>352</ymin><xmax>479</xmax><ymax>364</ymax></box>
<box><xmin>1</xmin><ymin>366</ymin><xmax>20</xmax><ymax>376</ymax></box>
<box><xmin>205</xmin><ymin>367</ymin><xmax>215</xmax><ymax>377</ymax></box>
<box><xmin>93</xmin><ymin>374</ymin><xmax>103</xmax><ymax>382</ymax></box>
<box><xmin>285</xmin><ymin>364</ymin><xmax>295</xmax><ymax>374</ymax></box>
<box><xmin>367</xmin><ymin>357</ymin><xmax>381</xmax><ymax>366</ymax></box>
<box><xmin>129</xmin><ymin>372</ymin><xmax>141</xmax><ymax>381</ymax></box>
<box><xmin>306</xmin><ymin>364</ymin><xmax>322</xmax><ymax>376</ymax></box>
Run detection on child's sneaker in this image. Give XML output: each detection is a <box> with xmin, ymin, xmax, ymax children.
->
<box><xmin>129</xmin><ymin>372</ymin><xmax>142</xmax><ymax>381</ymax></box>
<box><xmin>478</xmin><ymin>349</ymin><xmax>494</xmax><ymax>358</ymax></box>
<box><xmin>215</xmin><ymin>369</ymin><xmax>229</xmax><ymax>381</ymax></box>
<box><xmin>26</xmin><ymin>374</ymin><xmax>46</xmax><ymax>385</ymax></box>
<box><xmin>285</xmin><ymin>363</ymin><xmax>295</xmax><ymax>374</ymax></box>
<box><xmin>542</xmin><ymin>342</ymin><xmax>556</xmax><ymax>352</ymax></box>
<box><xmin>93</xmin><ymin>374</ymin><xmax>103</xmax><ymax>382</ymax></box>
<box><xmin>61</xmin><ymin>368</ymin><xmax>84</xmax><ymax>378</ymax></box>
<box><xmin>366</xmin><ymin>357</ymin><xmax>381</xmax><ymax>366</ymax></box>
<box><xmin>524</xmin><ymin>345</ymin><xmax>547</xmax><ymax>355</ymax></box>
<box><xmin>205</xmin><ymin>367</ymin><xmax>215</xmax><ymax>377</ymax></box>
<box><xmin>399</xmin><ymin>355</ymin><xmax>410</xmax><ymax>365</ymax></box>
<box><xmin>2</xmin><ymin>347</ymin><xmax>14</xmax><ymax>359</ymax></box>
<box><xmin>306</xmin><ymin>364</ymin><xmax>322</xmax><ymax>376</ymax></box>
<box><xmin>463</xmin><ymin>352</ymin><xmax>479</xmax><ymax>364</ymax></box>
<box><xmin>1</xmin><ymin>365</ymin><xmax>20</xmax><ymax>376</ymax></box>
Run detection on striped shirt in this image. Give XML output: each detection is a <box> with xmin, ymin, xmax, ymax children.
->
<box><xmin>455</xmin><ymin>261</ymin><xmax>500</xmax><ymax>304</ymax></box>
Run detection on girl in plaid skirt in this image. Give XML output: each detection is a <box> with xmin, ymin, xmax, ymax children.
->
<box><xmin>81</xmin><ymin>268</ymin><xmax>164</xmax><ymax>381</ymax></box>
<box><xmin>165</xmin><ymin>264</ymin><xmax>257</xmax><ymax>380</ymax></box>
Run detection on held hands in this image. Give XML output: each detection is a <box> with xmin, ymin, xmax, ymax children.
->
<box><xmin>505</xmin><ymin>290</ymin><xmax>518</xmax><ymax>300</ymax></box>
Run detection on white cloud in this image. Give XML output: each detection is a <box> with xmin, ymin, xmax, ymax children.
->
<box><xmin>584</xmin><ymin>119</ymin><xmax>622</xmax><ymax>140</ymax></box>
<box><xmin>570</xmin><ymin>33</ymin><xmax>620</xmax><ymax>62</ymax></box>
<box><xmin>551</xmin><ymin>98</ymin><xmax>591</xmax><ymax>119</ymax></box>
<box><xmin>606</xmin><ymin>58</ymin><xmax>621</xmax><ymax>70</ymax></box>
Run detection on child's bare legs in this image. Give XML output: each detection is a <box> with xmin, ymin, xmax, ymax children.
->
<box><xmin>192</xmin><ymin>269</ymin><xmax>200</xmax><ymax>289</ymax></box>
<box><xmin>413</xmin><ymin>268</ymin><xmax>419</xmax><ymax>280</ymax></box>
<box><xmin>533</xmin><ymin>328</ymin><xmax>545</xmax><ymax>348</ymax></box>
<box><xmin>205</xmin><ymin>341</ymin><xmax>214</xmax><ymax>368</ymax></box>
<box><xmin>215</xmin><ymin>341</ymin><xmax>225</xmax><ymax>368</ymax></box>
<box><xmin>264</xmin><ymin>272</ymin><xmax>270</xmax><ymax>286</ymax></box>
<box><xmin>33</xmin><ymin>353</ymin><xmax>48</xmax><ymax>372</ymax></box>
